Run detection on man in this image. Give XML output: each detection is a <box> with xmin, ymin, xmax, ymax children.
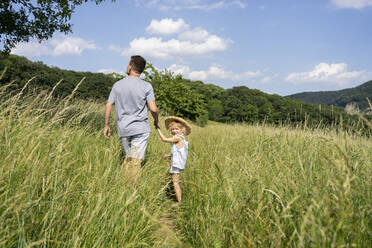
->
<box><xmin>104</xmin><ymin>55</ymin><xmax>160</xmax><ymax>181</ymax></box>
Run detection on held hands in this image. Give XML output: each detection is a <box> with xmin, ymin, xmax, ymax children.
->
<box><xmin>104</xmin><ymin>125</ymin><xmax>111</xmax><ymax>139</ymax></box>
<box><xmin>156</xmin><ymin>126</ymin><xmax>162</xmax><ymax>134</ymax></box>
<box><xmin>156</xmin><ymin>126</ymin><xmax>166</xmax><ymax>142</ymax></box>
<box><xmin>154</xmin><ymin>120</ymin><xmax>161</xmax><ymax>129</ymax></box>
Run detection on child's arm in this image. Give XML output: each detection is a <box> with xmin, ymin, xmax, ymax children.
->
<box><xmin>156</xmin><ymin>128</ymin><xmax>182</xmax><ymax>144</ymax></box>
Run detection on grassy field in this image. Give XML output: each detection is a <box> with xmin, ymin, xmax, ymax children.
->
<box><xmin>0</xmin><ymin>82</ymin><xmax>371</xmax><ymax>247</ymax></box>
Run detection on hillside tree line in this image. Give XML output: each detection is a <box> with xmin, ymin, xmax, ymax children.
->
<box><xmin>0</xmin><ymin>54</ymin><xmax>366</xmax><ymax>130</ymax></box>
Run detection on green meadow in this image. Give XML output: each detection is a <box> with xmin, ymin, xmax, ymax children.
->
<box><xmin>0</xmin><ymin>82</ymin><xmax>371</xmax><ymax>247</ymax></box>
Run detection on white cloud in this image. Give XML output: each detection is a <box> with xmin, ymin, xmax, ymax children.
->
<box><xmin>260</xmin><ymin>73</ymin><xmax>279</xmax><ymax>84</ymax></box>
<box><xmin>285</xmin><ymin>62</ymin><xmax>371</xmax><ymax>86</ymax></box>
<box><xmin>331</xmin><ymin>0</ymin><xmax>372</xmax><ymax>9</ymax></box>
<box><xmin>124</xmin><ymin>36</ymin><xmax>229</xmax><ymax>59</ymax></box>
<box><xmin>168</xmin><ymin>64</ymin><xmax>191</xmax><ymax>75</ymax></box>
<box><xmin>98</xmin><ymin>68</ymin><xmax>124</xmax><ymax>75</ymax></box>
<box><xmin>188</xmin><ymin>70</ymin><xmax>209</xmax><ymax>81</ymax></box>
<box><xmin>136</xmin><ymin>0</ymin><xmax>247</xmax><ymax>11</ymax></box>
<box><xmin>178</xmin><ymin>27</ymin><xmax>210</xmax><ymax>42</ymax></box>
<box><xmin>260</xmin><ymin>76</ymin><xmax>272</xmax><ymax>83</ymax></box>
<box><xmin>146</xmin><ymin>18</ymin><xmax>189</xmax><ymax>35</ymax></box>
<box><xmin>123</xmin><ymin>18</ymin><xmax>231</xmax><ymax>59</ymax></box>
<box><xmin>108</xmin><ymin>44</ymin><xmax>122</xmax><ymax>53</ymax></box>
<box><xmin>11</xmin><ymin>42</ymin><xmax>51</xmax><ymax>57</ymax></box>
<box><xmin>50</xmin><ymin>37</ymin><xmax>96</xmax><ymax>56</ymax></box>
<box><xmin>11</xmin><ymin>36</ymin><xmax>97</xmax><ymax>57</ymax></box>
<box><xmin>167</xmin><ymin>64</ymin><xmax>262</xmax><ymax>81</ymax></box>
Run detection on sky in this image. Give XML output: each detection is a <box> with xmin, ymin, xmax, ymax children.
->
<box><xmin>10</xmin><ymin>0</ymin><xmax>372</xmax><ymax>96</ymax></box>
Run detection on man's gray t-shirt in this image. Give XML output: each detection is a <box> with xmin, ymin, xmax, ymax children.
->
<box><xmin>107</xmin><ymin>76</ymin><xmax>155</xmax><ymax>137</ymax></box>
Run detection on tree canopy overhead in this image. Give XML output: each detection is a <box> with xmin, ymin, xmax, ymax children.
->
<box><xmin>0</xmin><ymin>0</ymin><xmax>114</xmax><ymax>53</ymax></box>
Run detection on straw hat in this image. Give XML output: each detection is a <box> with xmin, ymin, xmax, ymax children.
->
<box><xmin>164</xmin><ymin>116</ymin><xmax>192</xmax><ymax>136</ymax></box>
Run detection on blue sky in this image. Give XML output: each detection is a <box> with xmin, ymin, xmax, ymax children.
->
<box><xmin>11</xmin><ymin>0</ymin><xmax>372</xmax><ymax>96</ymax></box>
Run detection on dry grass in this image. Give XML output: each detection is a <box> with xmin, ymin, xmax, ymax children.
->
<box><xmin>0</xmin><ymin>77</ymin><xmax>371</xmax><ymax>247</ymax></box>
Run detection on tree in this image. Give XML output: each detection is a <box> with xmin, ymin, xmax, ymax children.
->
<box><xmin>0</xmin><ymin>0</ymin><xmax>115</xmax><ymax>53</ymax></box>
<box><xmin>143</xmin><ymin>64</ymin><xmax>209</xmax><ymax>126</ymax></box>
<box><xmin>208</xmin><ymin>99</ymin><xmax>224</xmax><ymax>121</ymax></box>
<box><xmin>259</xmin><ymin>102</ymin><xmax>273</xmax><ymax>121</ymax></box>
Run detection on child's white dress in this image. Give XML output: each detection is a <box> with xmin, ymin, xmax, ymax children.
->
<box><xmin>170</xmin><ymin>134</ymin><xmax>188</xmax><ymax>174</ymax></box>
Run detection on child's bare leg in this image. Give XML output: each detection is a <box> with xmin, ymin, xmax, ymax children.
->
<box><xmin>172</xmin><ymin>174</ymin><xmax>181</xmax><ymax>205</ymax></box>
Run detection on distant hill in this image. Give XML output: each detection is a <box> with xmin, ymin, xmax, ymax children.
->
<box><xmin>0</xmin><ymin>54</ymin><xmax>365</xmax><ymax>130</ymax></box>
<box><xmin>0</xmin><ymin>54</ymin><xmax>116</xmax><ymax>100</ymax></box>
<box><xmin>286</xmin><ymin>81</ymin><xmax>372</xmax><ymax>110</ymax></box>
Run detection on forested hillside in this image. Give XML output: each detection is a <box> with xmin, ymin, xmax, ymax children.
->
<box><xmin>0</xmin><ymin>54</ymin><xmax>364</xmax><ymax>129</ymax></box>
<box><xmin>145</xmin><ymin>66</ymin><xmax>363</xmax><ymax>128</ymax></box>
<box><xmin>286</xmin><ymin>80</ymin><xmax>372</xmax><ymax>110</ymax></box>
<box><xmin>0</xmin><ymin>54</ymin><xmax>117</xmax><ymax>100</ymax></box>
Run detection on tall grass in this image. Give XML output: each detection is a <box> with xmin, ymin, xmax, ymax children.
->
<box><xmin>1</xmin><ymin>78</ymin><xmax>371</xmax><ymax>247</ymax></box>
<box><xmin>0</xmin><ymin>80</ymin><xmax>181</xmax><ymax>247</ymax></box>
<box><xmin>180</xmin><ymin>124</ymin><xmax>371</xmax><ymax>247</ymax></box>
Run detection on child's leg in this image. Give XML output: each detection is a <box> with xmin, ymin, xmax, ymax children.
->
<box><xmin>171</xmin><ymin>174</ymin><xmax>182</xmax><ymax>204</ymax></box>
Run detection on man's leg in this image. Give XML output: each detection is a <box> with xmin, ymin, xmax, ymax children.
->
<box><xmin>123</xmin><ymin>158</ymin><xmax>141</xmax><ymax>183</ymax></box>
<box><xmin>120</xmin><ymin>136</ymin><xmax>132</xmax><ymax>170</ymax></box>
<box><xmin>120</xmin><ymin>133</ymin><xmax>149</xmax><ymax>183</ymax></box>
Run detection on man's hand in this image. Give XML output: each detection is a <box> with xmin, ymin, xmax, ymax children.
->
<box><xmin>148</xmin><ymin>100</ymin><xmax>160</xmax><ymax>129</ymax></box>
<box><xmin>104</xmin><ymin>125</ymin><xmax>111</xmax><ymax>139</ymax></box>
<box><xmin>104</xmin><ymin>101</ymin><xmax>113</xmax><ymax>139</ymax></box>
<box><xmin>154</xmin><ymin>120</ymin><xmax>161</xmax><ymax>129</ymax></box>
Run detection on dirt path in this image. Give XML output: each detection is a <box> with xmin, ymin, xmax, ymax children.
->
<box><xmin>160</xmin><ymin>215</ymin><xmax>175</xmax><ymax>231</ymax></box>
<box><xmin>155</xmin><ymin>211</ymin><xmax>185</xmax><ymax>247</ymax></box>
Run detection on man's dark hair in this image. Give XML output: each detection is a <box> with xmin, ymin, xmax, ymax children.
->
<box><xmin>129</xmin><ymin>55</ymin><xmax>146</xmax><ymax>74</ymax></box>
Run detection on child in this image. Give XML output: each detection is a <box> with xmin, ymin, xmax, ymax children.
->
<box><xmin>156</xmin><ymin>116</ymin><xmax>191</xmax><ymax>206</ymax></box>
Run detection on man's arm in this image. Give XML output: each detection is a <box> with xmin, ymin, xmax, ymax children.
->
<box><xmin>104</xmin><ymin>101</ymin><xmax>113</xmax><ymax>138</ymax></box>
<box><xmin>147</xmin><ymin>100</ymin><xmax>160</xmax><ymax>129</ymax></box>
